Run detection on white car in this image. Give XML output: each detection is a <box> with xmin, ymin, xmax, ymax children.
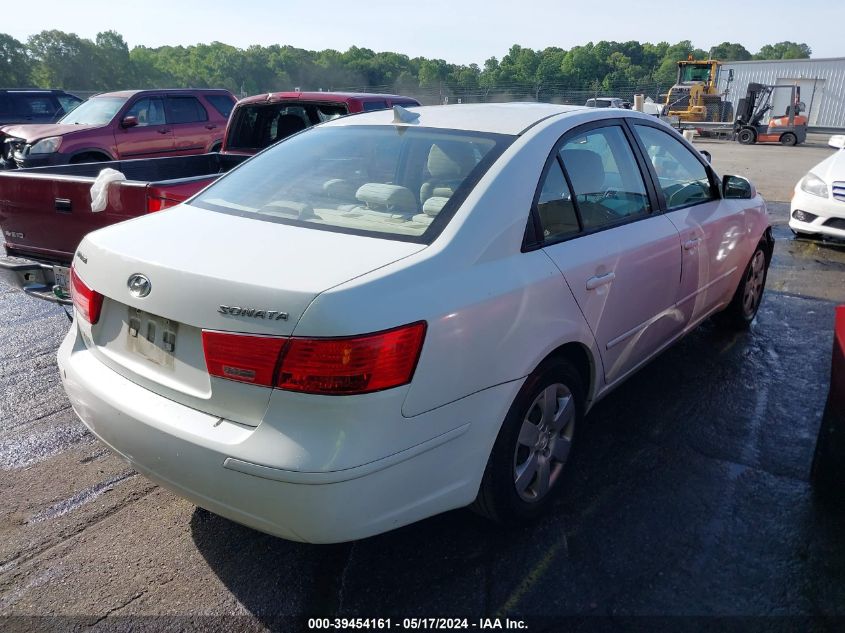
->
<box><xmin>790</xmin><ymin>135</ymin><xmax>845</xmax><ymax>239</ymax></box>
<box><xmin>58</xmin><ymin>104</ymin><xmax>773</xmax><ymax>543</ymax></box>
<box><xmin>585</xmin><ymin>97</ymin><xmax>630</xmax><ymax>109</ymax></box>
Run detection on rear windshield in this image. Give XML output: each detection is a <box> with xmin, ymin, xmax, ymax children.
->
<box><xmin>60</xmin><ymin>96</ymin><xmax>127</xmax><ymax>125</ymax></box>
<box><xmin>226</xmin><ymin>102</ymin><xmax>350</xmax><ymax>151</ymax></box>
<box><xmin>193</xmin><ymin>125</ymin><xmax>513</xmax><ymax>243</ymax></box>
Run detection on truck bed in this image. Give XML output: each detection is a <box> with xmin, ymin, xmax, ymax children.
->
<box><xmin>0</xmin><ymin>152</ymin><xmax>247</xmax><ymax>303</ymax></box>
<box><xmin>0</xmin><ymin>153</ymin><xmax>246</xmax><ymax>261</ymax></box>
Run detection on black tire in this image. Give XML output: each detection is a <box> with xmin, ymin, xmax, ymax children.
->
<box><xmin>471</xmin><ymin>357</ymin><xmax>584</xmax><ymax>524</ymax></box>
<box><xmin>737</xmin><ymin>128</ymin><xmax>756</xmax><ymax>145</ymax></box>
<box><xmin>210</xmin><ymin>143</ymin><xmax>222</xmax><ymax>153</ymax></box>
<box><xmin>780</xmin><ymin>132</ymin><xmax>798</xmax><ymax>146</ymax></box>
<box><xmin>717</xmin><ymin>242</ymin><xmax>769</xmax><ymax>329</ymax></box>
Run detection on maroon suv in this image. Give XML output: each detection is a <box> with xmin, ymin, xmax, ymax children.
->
<box><xmin>0</xmin><ymin>89</ymin><xmax>235</xmax><ymax>169</ymax></box>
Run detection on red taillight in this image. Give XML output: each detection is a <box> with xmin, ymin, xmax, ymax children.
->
<box><xmin>70</xmin><ymin>265</ymin><xmax>103</xmax><ymax>324</ymax></box>
<box><xmin>147</xmin><ymin>196</ymin><xmax>179</xmax><ymax>213</ymax></box>
<box><xmin>202</xmin><ymin>331</ymin><xmax>287</xmax><ymax>386</ymax></box>
<box><xmin>202</xmin><ymin>322</ymin><xmax>426</xmax><ymax>395</ymax></box>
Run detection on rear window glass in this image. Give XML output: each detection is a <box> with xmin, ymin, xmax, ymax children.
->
<box><xmin>193</xmin><ymin>125</ymin><xmax>513</xmax><ymax>243</ymax></box>
<box><xmin>167</xmin><ymin>96</ymin><xmax>208</xmax><ymax>123</ymax></box>
<box><xmin>362</xmin><ymin>101</ymin><xmax>388</xmax><ymax>112</ymax></box>
<box><xmin>205</xmin><ymin>94</ymin><xmax>235</xmax><ymax>118</ymax></box>
<box><xmin>226</xmin><ymin>102</ymin><xmax>349</xmax><ymax>151</ymax></box>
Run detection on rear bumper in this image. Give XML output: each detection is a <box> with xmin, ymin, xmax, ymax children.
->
<box><xmin>58</xmin><ymin>325</ymin><xmax>519</xmax><ymax>543</ymax></box>
<box><xmin>0</xmin><ymin>254</ymin><xmax>71</xmax><ymax>304</ymax></box>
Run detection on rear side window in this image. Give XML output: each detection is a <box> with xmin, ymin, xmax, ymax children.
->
<box><xmin>362</xmin><ymin>101</ymin><xmax>389</xmax><ymax>112</ymax></box>
<box><xmin>21</xmin><ymin>95</ymin><xmax>60</xmax><ymax>117</ymax></box>
<box><xmin>559</xmin><ymin>126</ymin><xmax>650</xmax><ymax>231</ymax></box>
<box><xmin>632</xmin><ymin>124</ymin><xmax>715</xmax><ymax>210</ymax></box>
<box><xmin>194</xmin><ymin>125</ymin><xmax>513</xmax><ymax>243</ymax></box>
<box><xmin>205</xmin><ymin>94</ymin><xmax>235</xmax><ymax>118</ymax></box>
<box><xmin>536</xmin><ymin>160</ymin><xmax>579</xmax><ymax>241</ymax></box>
<box><xmin>167</xmin><ymin>96</ymin><xmax>208</xmax><ymax>123</ymax></box>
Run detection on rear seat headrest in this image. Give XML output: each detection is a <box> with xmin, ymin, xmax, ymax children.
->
<box><xmin>356</xmin><ymin>183</ymin><xmax>418</xmax><ymax>214</ymax></box>
<box><xmin>427</xmin><ymin>142</ymin><xmax>477</xmax><ymax>179</ymax></box>
<box><xmin>422</xmin><ymin>196</ymin><xmax>449</xmax><ymax>217</ymax></box>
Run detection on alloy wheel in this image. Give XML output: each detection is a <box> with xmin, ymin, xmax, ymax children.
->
<box><xmin>742</xmin><ymin>250</ymin><xmax>766</xmax><ymax>318</ymax></box>
<box><xmin>513</xmin><ymin>383</ymin><xmax>575</xmax><ymax>503</ymax></box>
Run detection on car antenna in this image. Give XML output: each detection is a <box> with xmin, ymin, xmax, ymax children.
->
<box><xmin>392</xmin><ymin>105</ymin><xmax>420</xmax><ymax>125</ymax></box>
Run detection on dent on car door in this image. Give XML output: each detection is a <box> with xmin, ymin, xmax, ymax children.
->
<box><xmin>630</xmin><ymin>122</ymin><xmax>746</xmax><ymax>326</ymax></box>
<box><xmin>538</xmin><ymin>123</ymin><xmax>684</xmax><ymax>385</ymax></box>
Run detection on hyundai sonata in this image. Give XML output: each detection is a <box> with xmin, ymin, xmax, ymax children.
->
<box><xmin>59</xmin><ymin>104</ymin><xmax>773</xmax><ymax>542</ymax></box>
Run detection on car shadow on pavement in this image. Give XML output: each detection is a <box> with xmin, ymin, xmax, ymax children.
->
<box><xmin>191</xmin><ymin>297</ymin><xmax>845</xmax><ymax>628</ymax></box>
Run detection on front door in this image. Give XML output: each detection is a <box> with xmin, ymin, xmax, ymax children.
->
<box><xmin>116</xmin><ymin>96</ymin><xmax>174</xmax><ymax>158</ymax></box>
<box><xmin>629</xmin><ymin>122</ymin><xmax>745</xmax><ymax>327</ymax></box>
<box><xmin>539</xmin><ymin>123</ymin><xmax>683</xmax><ymax>385</ymax></box>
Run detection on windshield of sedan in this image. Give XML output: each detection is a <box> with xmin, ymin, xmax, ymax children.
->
<box><xmin>192</xmin><ymin>125</ymin><xmax>513</xmax><ymax>242</ymax></box>
<box><xmin>59</xmin><ymin>96</ymin><xmax>127</xmax><ymax>125</ymax></box>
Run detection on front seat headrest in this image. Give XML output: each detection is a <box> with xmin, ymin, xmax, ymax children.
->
<box><xmin>560</xmin><ymin>149</ymin><xmax>605</xmax><ymax>195</ymax></box>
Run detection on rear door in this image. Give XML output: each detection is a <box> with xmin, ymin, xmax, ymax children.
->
<box><xmin>538</xmin><ymin>120</ymin><xmax>683</xmax><ymax>385</ymax></box>
<box><xmin>115</xmin><ymin>96</ymin><xmax>175</xmax><ymax>159</ymax></box>
<box><xmin>166</xmin><ymin>95</ymin><xmax>214</xmax><ymax>155</ymax></box>
<box><xmin>628</xmin><ymin>121</ymin><xmax>744</xmax><ymax>326</ymax></box>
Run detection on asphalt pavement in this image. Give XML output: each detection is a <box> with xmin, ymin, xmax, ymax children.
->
<box><xmin>1</xmin><ymin>200</ymin><xmax>844</xmax><ymax>631</ymax></box>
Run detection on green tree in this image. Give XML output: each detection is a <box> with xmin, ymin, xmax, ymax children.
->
<box><xmin>0</xmin><ymin>34</ymin><xmax>31</xmax><ymax>86</ymax></box>
<box><xmin>27</xmin><ymin>30</ymin><xmax>99</xmax><ymax>89</ymax></box>
<box><xmin>754</xmin><ymin>41</ymin><xmax>811</xmax><ymax>60</ymax></box>
<box><xmin>709</xmin><ymin>42</ymin><xmax>752</xmax><ymax>61</ymax></box>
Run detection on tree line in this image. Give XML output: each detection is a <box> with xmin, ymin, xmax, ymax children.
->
<box><xmin>0</xmin><ymin>30</ymin><xmax>813</xmax><ymax>101</ymax></box>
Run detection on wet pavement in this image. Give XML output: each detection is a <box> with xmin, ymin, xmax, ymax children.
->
<box><xmin>1</xmin><ymin>203</ymin><xmax>844</xmax><ymax>630</ymax></box>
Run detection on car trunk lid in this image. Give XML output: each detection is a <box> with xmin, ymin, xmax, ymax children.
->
<box><xmin>74</xmin><ymin>204</ymin><xmax>425</xmax><ymax>425</ymax></box>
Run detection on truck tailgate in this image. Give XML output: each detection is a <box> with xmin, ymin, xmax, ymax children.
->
<box><xmin>0</xmin><ymin>172</ymin><xmax>147</xmax><ymax>261</ymax></box>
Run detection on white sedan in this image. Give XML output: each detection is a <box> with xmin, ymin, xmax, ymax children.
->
<box><xmin>59</xmin><ymin>104</ymin><xmax>773</xmax><ymax>543</ymax></box>
<box><xmin>790</xmin><ymin>135</ymin><xmax>845</xmax><ymax>239</ymax></box>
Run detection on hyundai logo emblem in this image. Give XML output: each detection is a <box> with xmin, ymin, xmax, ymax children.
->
<box><xmin>127</xmin><ymin>273</ymin><xmax>152</xmax><ymax>298</ymax></box>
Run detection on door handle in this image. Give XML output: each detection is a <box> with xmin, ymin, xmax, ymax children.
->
<box><xmin>205</xmin><ymin>124</ymin><xmax>217</xmax><ymax>130</ymax></box>
<box><xmin>157</xmin><ymin>128</ymin><xmax>171</xmax><ymax>134</ymax></box>
<box><xmin>586</xmin><ymin>271</ymin><xmax>616</xmax><ymax>290</ymax></box>
<box><xmin>683</xmin><ymin>237</ymin><xmax>702</xmax><ymax>250</ymax></box>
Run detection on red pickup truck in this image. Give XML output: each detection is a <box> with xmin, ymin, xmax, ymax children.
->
<box><xmin>0</xmin><ymin>92</ymin><xmax>420</xmax><ymax>304</ymax></box>
<box><xmin>0</xmin><ymin>89</ymin><xmax>236</xmax><ymax>170</ymax></box>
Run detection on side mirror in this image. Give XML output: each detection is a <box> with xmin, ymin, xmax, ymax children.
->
<box><xmin>121</xmin><ymin>115</ymin><xmax>139</xmax><ymax>129</ymax></box>
<box><xmin>700</xmin><ymin>150</ymin><xmax>712</xmax><ymax>164</ymax></box>
<box><xmin>723</xmin><ymin>175</ymin><xmax>755</xmax><ymax>200</ymax></box>
<box><xmin>829</xmin><ymin>135</ymin><xmax>845</xmax><ymax>150</ymax></box>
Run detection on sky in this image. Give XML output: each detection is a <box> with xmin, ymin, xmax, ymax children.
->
<box><xmin>5</xmin><ymin>0</ymin><xmax>843</xmax><ymax>64</ymax></box>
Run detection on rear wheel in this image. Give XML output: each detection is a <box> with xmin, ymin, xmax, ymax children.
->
<box><xmin>780</xmin><ymin>132</ymin><xmax>798</xmax><ymax>146</ymax></box>
<box><xmin>472</xmin><ymin>358</ymin><xmax>583</xmax><ymax>524</ymax></box>
<box><xmin>717</xmin><ymin>243</ymin><xmax>769</xmax><ymax>329</ymax></box>
<box><xmin>737</xmin><ymin>128</ymin><xmax>756</xmax><ymax>145</ymax></box>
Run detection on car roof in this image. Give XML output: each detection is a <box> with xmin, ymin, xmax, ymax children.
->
<box><xmin>237</xmin><ymin>91</ymin><xmax>419</xmax><ymax>106</ymax></box>
<box><xmin>0</xmin><ymin>89</ymin><xmax>77</xmax><ymax>95</ymax></box>
<box><xmin>323</xmin><ymin>102</ymin><xmax>588</xmax><ymax>135</ymax></box>
<box><xmin>91</xmin><ymin>89</ymin><xmax>233</xmax><ymax>99</ymax></box>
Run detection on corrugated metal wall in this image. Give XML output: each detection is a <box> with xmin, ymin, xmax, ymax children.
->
<box><xmin>720</xmin><ymin>58</ymin><xmax>845</xmax><ymax>130</ymax></box>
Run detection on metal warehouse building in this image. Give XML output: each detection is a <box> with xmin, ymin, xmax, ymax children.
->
<box><xmin>719</xmin><ymin>57</ymin><xmax>845</xmax><ymax>130</ymax></box>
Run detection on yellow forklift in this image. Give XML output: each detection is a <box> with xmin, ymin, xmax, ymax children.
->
<box><xmin>663</xmin><ymin>57</ymin><xmax>733</xmax><ymax>123</ymax></box>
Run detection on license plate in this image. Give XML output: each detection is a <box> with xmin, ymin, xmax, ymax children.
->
<box><xmin>126</xmin><ymin>307</ymin><xmax>178</xmax><ymax>367</ymax></box>
<box><xmin>53</xmin><ymin>266</ymin><xmax>70</xmax><ymax>296</ymax></box>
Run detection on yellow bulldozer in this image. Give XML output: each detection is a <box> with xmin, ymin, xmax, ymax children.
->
<box><xmin>663</xmin><ymin>57</ymin><xmax>734</xmax><ymax>123</ymax></box>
